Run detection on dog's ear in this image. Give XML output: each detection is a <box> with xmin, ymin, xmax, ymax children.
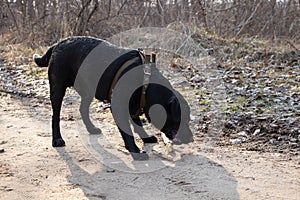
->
<box><xmin>167</xmin><ymin>96</ymin><xmax>181</xmax><ymax>122</ymax></box>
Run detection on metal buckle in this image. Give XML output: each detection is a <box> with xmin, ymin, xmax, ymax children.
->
<box><xmin>144</xmin><ymin>65</ymin><xmax>151</xmax><ymax>76</ymax></box>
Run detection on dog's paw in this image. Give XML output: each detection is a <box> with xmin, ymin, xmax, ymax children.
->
<box><xmin>88</xmin><ymin>127</ymin><xmax>102</xmax><ymax>135</ymax></box>
<box><xmin>142</xmin><ymin>136</ymin><xmax>158</xmax><ymax>143</ymax></box>
<box><xmin>130</xmin><ymin>151</ymin><xmax>149</xmax><ymax>161</ymax></box>
<box><xmin>52</xmin><ymin>138</ymin><xmax>66</xmax><ymax>147</ymax></box>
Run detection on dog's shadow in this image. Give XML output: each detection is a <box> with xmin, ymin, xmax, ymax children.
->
<box><xmin>77</xmin><ymin>116</ymin><xmax>173</xmax><ymax>173</ymax></box>
<box><xmin>56</xmin><ymin>139</ymin><xmax>240</xmax><ymax>200</ymax></box>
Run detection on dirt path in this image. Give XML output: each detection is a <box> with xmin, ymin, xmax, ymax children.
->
<box><xmin>0</xmin><ymin>95</ymin><xmax>299</xmax><ymax>200</ymax></box>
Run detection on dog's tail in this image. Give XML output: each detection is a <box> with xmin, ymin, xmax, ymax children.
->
<box><xmin>33</xmin><ymin>45</ymin><xmax>55</xmax><ymax>67</ymax></box>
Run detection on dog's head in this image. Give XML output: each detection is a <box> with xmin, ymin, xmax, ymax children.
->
<box><xmin>161</xmin><ymin>95</ymin><xmax>194</xmax><ymax>145</ymax></box>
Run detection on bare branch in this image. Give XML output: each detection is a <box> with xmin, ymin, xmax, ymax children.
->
<box><xmin>235</xmin><ymin>0</ymin><xmax>262</xmax><ymax>37</ymax></box>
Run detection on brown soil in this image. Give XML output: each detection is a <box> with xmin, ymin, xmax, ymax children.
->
<box><xmin>0</xmin><ymin>94</ymin><xmax>299</xmax><ymax>200</ymax></box>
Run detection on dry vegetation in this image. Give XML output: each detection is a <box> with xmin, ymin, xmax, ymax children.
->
<box><xmin>0</xmin><ymin>0</ymin><xmax>300</xmax><ymax>44</ymax></box>
<box><xmin>0</xmin><ymin>1</ymin><xmax>299</xmax><ymax>155</ymax></box>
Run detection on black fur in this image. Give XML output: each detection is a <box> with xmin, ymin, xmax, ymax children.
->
<box><xmin>33</xmin><ymin>36</ymin><xmax>193</xmax><ymax>160</ymax></box>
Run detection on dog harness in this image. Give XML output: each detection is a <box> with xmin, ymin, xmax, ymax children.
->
<box><xmin>109</xmin><ymin>51</ymin><xmax>155</xmax><ymax>118</ymax></box>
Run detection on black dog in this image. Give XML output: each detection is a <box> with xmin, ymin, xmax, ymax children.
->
<box><xmin>33</xmin><ymin>36</ymin><xmax>193</xmax><ymax>160</ymax></box>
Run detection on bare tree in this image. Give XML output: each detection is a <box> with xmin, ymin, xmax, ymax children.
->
<box><xmin>1</xmin><ymin>0</ymin><xmax>299</xmax><ymax>43</ymax></box>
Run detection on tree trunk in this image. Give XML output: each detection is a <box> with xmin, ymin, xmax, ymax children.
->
<box><xmin>197</xmin><ymin>0</ymin><xmax>209</xmax><ymax>32</ymax></box>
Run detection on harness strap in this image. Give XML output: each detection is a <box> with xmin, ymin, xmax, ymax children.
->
<box><xmin>109</xmin><ymin>56</ymin><xmax>140</xmax><ymax>101</ymax></box>
<box><xmin>131</xmin><ymin>62</ymin><xmax>151</xmax><ymax>118</ymax></box>
<box><xmin>108</xmin><ymin>50</ymin><xmax>152</xmax><ymax>119</ymax></box>
<box><xmin>130</xmin><ymin>51</ymin><xmax>152</xmax><ymax>118</ymax></box>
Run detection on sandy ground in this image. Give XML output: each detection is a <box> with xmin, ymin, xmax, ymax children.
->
<box><xmin>0</xmin><ymin>94</ymin><xmax>299</xmax><ymax>200</ymax></box>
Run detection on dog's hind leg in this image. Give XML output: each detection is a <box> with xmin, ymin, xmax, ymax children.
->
<box><xmin>80</xmin><ymin>97</ymin><xmax>101</xmax><ymax>134</ymax></box>
<box><xmin>131</xmin><ymin>117</ymin><xmax>158</xmax><ymax>143</ymax></box>
<box><xmin>50</xmin><ymin>84</ymin><xmax>67</xmax><ymax>147</ymax></box>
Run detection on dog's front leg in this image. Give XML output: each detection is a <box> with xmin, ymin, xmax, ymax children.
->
<box><xmin>111</xmin><ymin>87</ymin><xmax>149</xmax><ymax>160</ymax></box>
<box><xmin>131</xmin><ymin>117</ymin><xmax>158</xmax><ymax>144</ymax></box>
<box><xmin>117</xmin><ymin>126</ymin><xmax>149</xmax><ymax>160</ymax></box>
